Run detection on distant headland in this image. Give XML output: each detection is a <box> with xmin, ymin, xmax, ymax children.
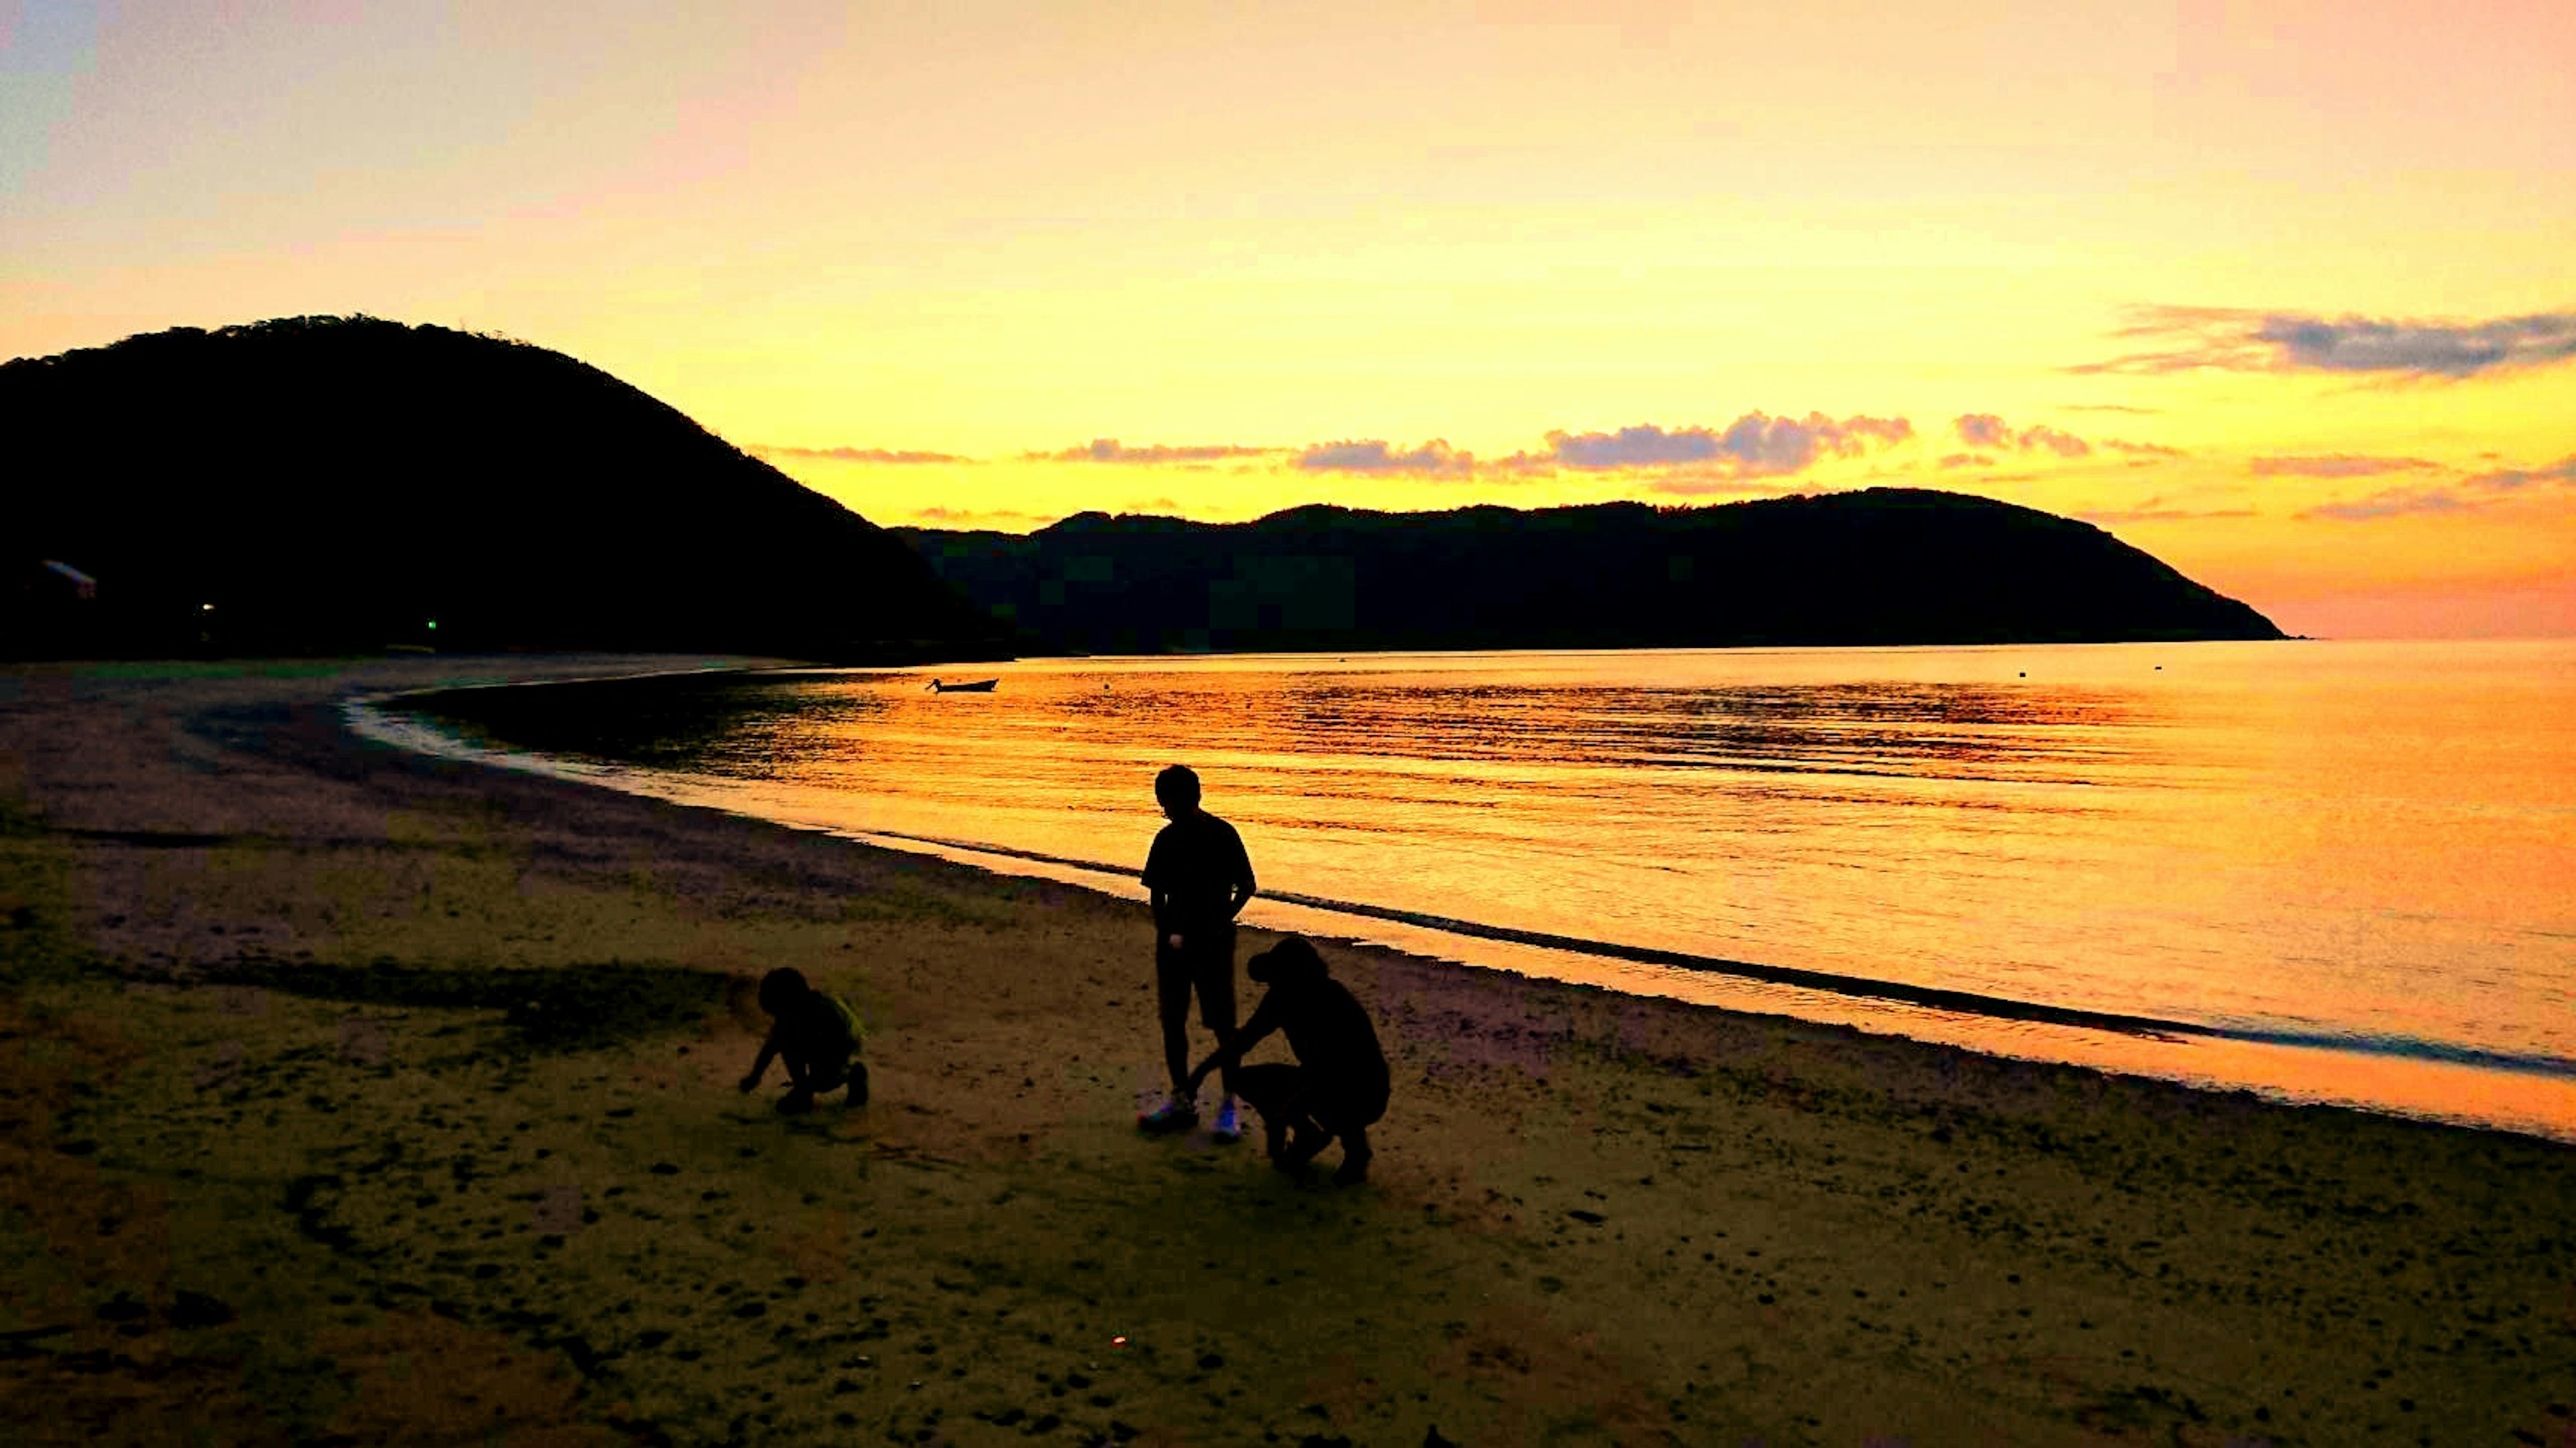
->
<box><xmin>898</xmin><ymin>493</ymin><xmax>2286</xmax><ymax>655</ymax></box>
<box><xmin>5</xmin><ymin>315</ymin><xmax>2281</xmax><ymax>661</ymax></box>
<box><xmin>2</xmin><ymin>316</ymin><xmax>1000</xmax><ymax>660</ymax></box>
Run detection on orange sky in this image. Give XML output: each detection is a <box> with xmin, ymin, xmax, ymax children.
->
<box><xmin>6</xmin><ymin>1</ymin><xmax>2571</xmax><ymax>637</ymax></box>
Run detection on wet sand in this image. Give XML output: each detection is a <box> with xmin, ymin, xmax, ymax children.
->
<box><xmin>3</xmin><ymin>655</ymin><xmax>2571</xmax><ymax>1447</ymax></box>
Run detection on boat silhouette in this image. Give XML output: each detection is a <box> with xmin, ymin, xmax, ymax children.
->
<box><xmin>924</xmin><ymin>677</ymin><xmax>1000</xmax><ymax>693</ymax></box>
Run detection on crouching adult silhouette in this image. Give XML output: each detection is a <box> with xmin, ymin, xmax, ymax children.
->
<box><xmin>1185</xmin><ymin>936</ymin><xmax>1389</xmax><ymax>1184</ymax></box>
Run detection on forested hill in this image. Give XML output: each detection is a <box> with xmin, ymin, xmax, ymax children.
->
<box><xmin>3</xmin><ymin>316</ymin><xmax>1000</xmax><ymax>659</ymax></box>
<box><xmin>898</xmin><ymin>491</ymin><xmax>2285</xmax><ymax>655</ymax></box>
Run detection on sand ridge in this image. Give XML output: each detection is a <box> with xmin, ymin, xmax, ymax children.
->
<box><xmin>3</xmin><ymin>656</ymin><xmax>2572</xmax><ymax>1447</ymax></box>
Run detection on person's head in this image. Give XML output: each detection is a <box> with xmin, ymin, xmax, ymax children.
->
<box><xmin>1247</xmin><ymin>936</ymin><xmax>1329</xmax><ymax>987</ymax></box>
<box><xmin>1153</xmin><ymin>764</ymin><xmax>1202</xmax><ymax>819</ymax></box>
<box><xmin>757</xmin><ymin>967</ymin><xmax>811</xmax><ymax>1017</ymax></box>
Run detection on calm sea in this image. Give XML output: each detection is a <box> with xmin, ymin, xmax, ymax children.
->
<box><xmin>367</xmin><ymin>640</ymin><xmax>2576</xmax><ymax>1139</ymax></box>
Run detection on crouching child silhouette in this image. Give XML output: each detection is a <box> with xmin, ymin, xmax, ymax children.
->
<box><xmin>740</xmin><ymin>968</ymin><xmax>867</xmax><ymax>1114</ymax></box>
<box><xmin>1185</xmin><ymin>937</ymin><xmax>1389</xmax><ymax>1184</ymax></box>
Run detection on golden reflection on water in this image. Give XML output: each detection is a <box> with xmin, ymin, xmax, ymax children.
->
<box><xmin>407</xmin><ymin>640</ymin><xmax>2576</xmax><ymax>1138</ymax></box>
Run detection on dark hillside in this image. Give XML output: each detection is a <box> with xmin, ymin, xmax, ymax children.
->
<box><xmin>898</xmin><ymin>491</ymin><xmax>2284</xmax><ymax>654</ymax></box>
<box><xmin>3</xmin><ymin>317</ymin><xmax>998</xmax><ymax>659</ymax></box>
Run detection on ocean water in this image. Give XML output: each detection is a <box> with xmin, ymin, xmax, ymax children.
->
<box><xmin>373</xmin><ymin>640</ymin><xmax>2576</xmax><ymax>1139</ymax></box>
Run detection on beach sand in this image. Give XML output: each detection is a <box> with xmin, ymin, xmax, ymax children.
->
<box><xmin>3</xmin><ymin>656</ymin><xmax>2570</xmax><ymax>1447</ymax></box>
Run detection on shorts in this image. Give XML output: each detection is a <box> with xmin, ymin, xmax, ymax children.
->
<box><xmin>1156</xmin><ymin>923</ymin><xmax>1237</xmax><ymax>1033</ymax></box>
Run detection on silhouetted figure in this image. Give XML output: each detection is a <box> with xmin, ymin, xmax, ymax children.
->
<box><xmin>739</xmin><ymin>968</ymin><xmax>866</xmax><ymax>1113</ymax></box>
<box><xmin>1138</xmin><ymin>764</ymin><xmax>1257</xmax><ymax>1137</ymax></box>
<box><xmin>1186</xmin><ymin>937</ymin><xmax>1389</xmax><ymax>1184</ymax></box>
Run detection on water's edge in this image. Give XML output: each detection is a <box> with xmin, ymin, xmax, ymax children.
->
<box><xmin>341</xmin><ymin>670</ymin><xmax>2576</xmax><ymax>1144</ymax></box>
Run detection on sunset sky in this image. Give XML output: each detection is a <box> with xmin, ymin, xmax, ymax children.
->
<box><xmin>7</xmin><ymin>1</ymin><xmax>2571</xmax><ymax>637</ymax></box>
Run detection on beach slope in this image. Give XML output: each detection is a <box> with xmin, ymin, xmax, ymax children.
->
<box><xmin>2</xmin><ymin>657</ymin><xmax>2568</xmax><ymax>1447</ymax></box>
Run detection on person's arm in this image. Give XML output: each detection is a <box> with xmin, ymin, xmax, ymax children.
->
<box><xmin>1185</xmin><ymin>995</ymin><xmax>1279</xmax><ymax>1095</ymax></box>
<box><xmin>1145</xmin><ymin>836</ymin><xmax>1182</xmax><ymax>946</ymax></box>
<box><xmin>1225</xmin><ymin>830</ymin><xmax>1256</xmax><ymax>921</ymax></box>
<box><xmin>741</xmin><ymin>1029</ymin><xmax>781</xmax><ymax>1091</ymax></box>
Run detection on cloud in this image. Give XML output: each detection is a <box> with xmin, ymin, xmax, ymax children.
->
<box><xmin>1546</xmin><ymin>412</ymin><xmax>1913</xmax><ymax>478</ymax></box>
<box><xmin>2297</xmin><ymin>454</ymin><xmax>2576</xmax><ymax>520</ymax></box>
<box><xmin>1295</xmin><ymin>439</ymin><xmax>1474</xmax><ymax>476</ymax></box>
<box><xmin>2300</xmin><ymin>488</ymin><xmax>2474</xmax><ymax>521</ymax></box>
<box><xmin>2019</xmin><ymin>425</ymin><xmax>2092</xmax><ymax>458</ymax></box>
<box><xmin>2075</xmin><ymin>305</ymin><xmax>2576</xmax><ymax>378</ymax></box>
<box><xmin>2249</xmin><ymin>455</ymin><xmax>2438</xmax><ymax>478</ymax></box>
<box><xmin>2102</xmin><ymin>439</ymin><xmax>2186</xmax><ymax>457</ymax></box>
<box><xmin>2462</xmin><ymin>455</ymin><xmax>2576</xmax><ymax>492</ymax></box>
<box><xmin>2061</xmin><ymin>402</ymin><xmax>2161</xmax><ymax>414</ymax></box>
<box><xmin>751</xmin><ymin>443</ymin><xmax>971</xmax><ymax>464</ymax></box>
<box><xmin>906</xmin><ymin>505</ymin><xmax>1037</xmax><ymax>526</ymax></box>
<box><xmin>1951</xmin><ymin>414</ymin><xmax>2092</xmax><ymax>457</ymax></box>
<box><xmin>1548</xmin><ymin>424</ymin><xmax>1727</xmax><ymax>468</ymax></box>
<box><xmin>1646</xmin><ymin>474</ymin><xmax>1806</xmax><ymax>498</ymax></box>
<box><xmin>1937</xmin><ymin>453</ymin><xmax>1994</xmax><ymax>469</ymax></box>
<box><xmin>1955</xmin><ymin>414</ymin><xmax>2010</xmax><ymax>449</ymax></box>
<box><xmin>1037</xmin><ymin>439</ymin><xmax>1277</xmax><ymax>464</ymax></box>
<box><xmin>2073</xmin><ymin>498</ymin><xmax>2258</xmax><ymax>524</ymax></box>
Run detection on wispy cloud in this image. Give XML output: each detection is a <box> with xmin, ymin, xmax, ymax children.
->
<box><xmin>1937</xmin><ymin>452</ymin><xmax>1993</xmax><ymax>469</ymax></box>
<box><xmin>2298</xmin><ymin>453</ymin><xmax>2576</xmax><ymax>521</ymax></box>
<box><xmin>1951</xmin><ymin>414</ymin><xmax>2093</xmax><ymax>457</ymax></box>
<box><xmin>2102</xmin><ymin>439</ymin><xmax>2185</xmax><ymax>458</ymax></box>
<box><xmin>1955</xmin><ymin>414</ymin><xmax>2011</xmax><ymax>449</ymax></box>
<box><xmin>2076</xmin><ymin>305</ymin><xmax>2576</xmax><ymax>379</ymax></box>
<box><xmin>2073</xmin><ymin>498</ymin><xmax>2257</xmax><ymax>524</ymax></box>
<box><xmin>906</xmin><ymin>505</ymin><xmax>1038</xmax><ymax>526</ymax></box>
<box><xmin>1646</xmin><ymin>473</ymin><xmax>1813</xmax><ymax>498</ymax></box>
<box><xmin>2462</xmin><ymin>455</ymin><xmax>2576</xmax><ymax>492</ymax></box>
<box><xmin>751</xmin><ymin>443</ymin><xmax>971</xmax><ymax>464</ymax></box>
<box><xmin>2019</xmin><ymin>425</ymin><xmax>2091</xmax><ymax>458</ymax></box>
<box><xmin>1295</xmin><ymin>439</ymin><xmax>1474</xmax><ymax>476</ymax></box>
<box><xmin>2301</xmin><ymin>489</ymin><xmax>2474</xmax><ymax>521</ymax></box>
<box><xmin>1036</xmin><ymin>439</ymin><xmax>1278</xmax><ymax>464</ymax></box>
<box><xmin>1546</xmin><ymin>413</ymin><xmax>1913</xmax><ymax>478</ymax></box>
<box><xmin>2250</xmin><ymin>455</ymin><xmax>2438</xmax><ymax>478</ymax></box>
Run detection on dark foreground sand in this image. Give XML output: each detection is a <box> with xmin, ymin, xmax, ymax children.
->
<box><xmin>2</xmin><ymin>656</ymin><xmax>2571</xmax><ymax>1448</ymax></box>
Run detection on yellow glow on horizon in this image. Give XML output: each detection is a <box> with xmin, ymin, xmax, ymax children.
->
<box><xmin>5</xmin><ymin>0</ymin><xmax>2570</xmax><ymax>634</ymax></box>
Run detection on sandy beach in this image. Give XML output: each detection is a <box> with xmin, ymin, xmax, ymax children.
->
<box><xmin>3</xmin><ymin>655</ymin><xmax>2571</xmax><ymax>1448</ymax></box>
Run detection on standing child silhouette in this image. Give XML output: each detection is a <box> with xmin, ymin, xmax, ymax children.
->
<box><xmin>1138</xmin><ymin>764</ymin><xmax>1258</xmax><ymax>1139</ymax></box>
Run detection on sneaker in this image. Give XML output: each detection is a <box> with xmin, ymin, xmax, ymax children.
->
<box><xmin>1136</xmin><ymin>1097</ymin><xmax>1197</xmax><ymax>1134</ymax></box>
<box><xmin>1209</xmin><ymin>1098</ymin><xmax>1243</xmax><ymax>1143</ymax></box>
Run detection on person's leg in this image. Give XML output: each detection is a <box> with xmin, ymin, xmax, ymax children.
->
<box><xmin>1192</xmin><ymin>926</ymin><xmax>1239</xmax><ymax>1102</ymax></box>
<box><xmin>777</xmin><ymin>1050</ymin><xmax>817</xmax><ymax>1115</ymax></box>
<box><xmin>1140</xmin><ymin>940</ymin><xmax>1198</xmax><ymax>1129</ymax></box>
<box><xmin>1332</xmin><ymin>1125</ymin><xmax>1372</xmax><ymax>1184</ymax></box>
<box><xmin>1156</xmin><ymin>939</ymin><xmax>1196</xmax><ymax>1101</ymax></box>
<box><xmin>810</xmin><ymin>1046</ymin><xmax>850</xmax><ymax>1099</ymax></box>
<box><xmin>1231</xmin><ymin>1064</ymin><xmax>1307</xmax><ymax>1166</ymax></box>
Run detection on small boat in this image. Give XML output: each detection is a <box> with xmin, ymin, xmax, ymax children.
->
<box><xmin>924</xmin><ymin>677</ymin><xmax>1000</xmax><ymax>693</ymax></box>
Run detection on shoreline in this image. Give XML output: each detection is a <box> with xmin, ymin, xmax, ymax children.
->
<box><xmin>366</xmin><ymin>667</ymin><xmax>2576</xmax><ymax>1146</ymax></box>
<box><xmin>5</xmin><ymin>654</ymin><xmax>2573</xmax><ymax>1447</ymax></box>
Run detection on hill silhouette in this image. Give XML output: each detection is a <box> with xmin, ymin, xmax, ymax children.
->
<box><xmin>898</xmin><ymin>492</ymin><xmax>2284</xmax><ymax>653</ymax></box>
<box><xmin>3</xmin><ymin>316</ymin><xmax>1000</xmax><ymax>659</ymax></box>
